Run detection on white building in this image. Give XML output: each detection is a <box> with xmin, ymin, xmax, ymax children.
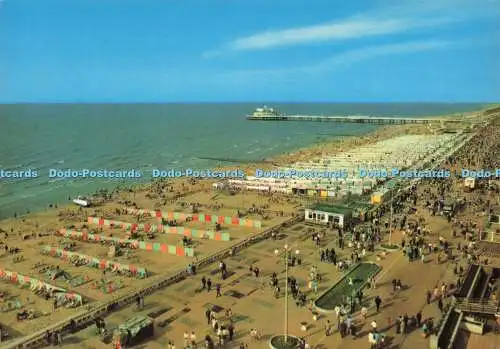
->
<box><xmin>304</xmin><ymin>204</ymin><xmax>352</xmax><ymax>227</ymax></box>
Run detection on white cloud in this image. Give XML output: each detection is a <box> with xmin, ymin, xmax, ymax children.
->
<box><xmin>214</xmin><ymin>39</ymin><xmax>455</xmax><ymax>82</ymax></box>
<box><xmin>304</xmin><ymin>40</ymin><xmax>453</xmax><ymax>73</ymax></box>
<box><xmin>228</xmin><ymin>18</ymin><xmax>451</xmax><ymax>51</ymax></box>
<box><xmin>202</xmin><ymin>0</ymin><xmax>500</xmax><ymax>56</ymax></box>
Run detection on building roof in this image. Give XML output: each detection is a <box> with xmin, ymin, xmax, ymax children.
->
<box><xmin>346</xmin><ymin>201</ymin><xmax>372</xmax><ymax>212</ymax></box>
<box><xmin>309</xmin><ymin>203</ymin><xmax>353</xmax><ymax>215</ymax></box>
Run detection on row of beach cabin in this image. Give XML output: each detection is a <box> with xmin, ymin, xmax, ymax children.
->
<box><xmin>214</xmin><ymin>134</ymin><xmax>464</xmax><ymax>199</ymax></box>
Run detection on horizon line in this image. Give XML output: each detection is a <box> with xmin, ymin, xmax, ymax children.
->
<box><xmin>0</xmin><ymin>101</ymin><xmax>498</xmax><ymax>105</ymax></box>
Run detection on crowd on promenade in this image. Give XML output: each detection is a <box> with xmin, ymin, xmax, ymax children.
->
<box><xmin>170</xmin><ymin>116</ymin><xmax>500</xmax><ymax>349</ymax></box>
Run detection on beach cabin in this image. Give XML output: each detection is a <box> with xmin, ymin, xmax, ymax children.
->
<box><xmin>304</xmin><ymin>204</ymin><xmax>352</xmax><ymax>227</ymax></box>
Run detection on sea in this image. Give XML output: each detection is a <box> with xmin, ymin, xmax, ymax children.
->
<box><xmin>0</xmin><ymin>103</ymin><xmax>487</xmax><ymax>219</ymax></box>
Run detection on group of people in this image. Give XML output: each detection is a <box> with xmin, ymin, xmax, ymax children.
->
<box><xmin>203</xmin><ymin>306</ymin><xmax>236</xmax><ymax>348</ymax></box>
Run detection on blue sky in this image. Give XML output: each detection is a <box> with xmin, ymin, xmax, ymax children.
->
<box><xmin>1</xmin><ymin>0</ymin><xmax>499</xmax><ymax>102</ymax></box>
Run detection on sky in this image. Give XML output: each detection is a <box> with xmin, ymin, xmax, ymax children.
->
<box><xmin>0</xmin><ymin>0</ymin><xmax>499</xmax><ymax>102</ymax></box>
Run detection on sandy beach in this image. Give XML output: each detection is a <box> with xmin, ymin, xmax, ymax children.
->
<box><xmin>0</xmin><ymin>107</ymin><xmax>497</xmax><ymax>349</ymax></box>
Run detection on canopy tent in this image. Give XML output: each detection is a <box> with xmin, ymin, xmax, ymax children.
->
<box><xmin>58</xmin><ymin>228</ymin><xmax>195</xmax><ymax>257</ymax></box>
<box><xmin>124</xmin><ymin>207</ymin><xmax>262</xmax><ymax>228</ymax></box>
<box><xmin>42</xmin><ymin>246</ymin><xmax>148</xmax><ymax>279</ymax></box>
<box><xmin>87</xmin><ymin>216</ymin><xmax>229</xmax><ymax>242</ymax></box>
<box><xmin>0</xmin><ymin>268</ymin><xmax>83</xmax><ymax>307</ymax></box>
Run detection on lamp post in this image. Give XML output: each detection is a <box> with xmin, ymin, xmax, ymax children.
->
<box><xmin>389</xmin><ymin>197</ymin><xmax>393</xmax><ymax>246</ymax></box>
<box><xmin>274</xmin><ymin>244</ymin><xmax>300</xmax><ymax>346</ymax></box>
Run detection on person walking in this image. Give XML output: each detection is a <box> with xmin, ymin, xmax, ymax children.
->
<box><xmin>369</xmin><ymin>276</ymin><xmax>376</xmax><ymax>289</ymax></box>
<box><xmin>216</xmin><ymin>284</ymin><xmax>221</xmax><ymax>297</ymax></box>
<box><xmin>184</xmin><ymin>331</ymin><xmax>189</xmax><ymax>347</ymax></box>
<box><xmin>325</xmin><ymin>320</ymin><xmax>332</xmax><ymax>336</ymax></box>
<box><xmin>360</xmin><ymin>306</ymin><xmax>368</xmax><ymax>322</ymax></box>
<box><xmin>396</xmin><ymin>280</ymin><xmax>402</xmax><ymax>295</ymax></box>
<box><xmin>345</xmin><ymin>316</ymin><xmax>353</xmax><ymax>336</ymax></box>
<box><xmin>207</xmin><ymin>278</ymin><xmax>212</xmax><ymax>292</ymax></box>
<box><xmin>205</xmin><ymin>308</ymin><xmax>211</xmax><ymax>325</ymax></box>
<box><xmin>339</xmin><ymin>321</ymin><xmax>347</xmax><ymax>338</ymax></box>
<box><xmin>190</xmin><ymin>330</ymin><xmax>197</xmax><ymax>348</ymax></box>
<box><xmin>374</xmin><ymin>296</ymin><xmax>382</xmax><ymax>313</ymax></box>
<box><xmin>334</xmin><ymin>305</ymin><xmax>341</xmax><ymax>329</ymax></box>
<box><xmin>399</xmin><ymin>318</ymin><xmax>406</xmax><ymax>334</ymax></box>
<box><xmin>416</xmin><ymin>311</ymin><xmax>422</xmax><ymax>328</ymax></box>
<box><xmin>228</xmin><ymin>323</ymin><xmax>234</xmax><ymax>342</ymax></box>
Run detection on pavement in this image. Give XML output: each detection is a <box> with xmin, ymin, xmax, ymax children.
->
<box><xmin>53</xmin><ymin>213</ymin><xmax>461</xmax><ymax>349</ymax></box>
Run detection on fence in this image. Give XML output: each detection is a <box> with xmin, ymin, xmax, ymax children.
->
<box><xmin>87</xmin><ymin>216</ymin><xmax>230</xmax><ymax>242</ymax></box>
<box><xmin>454</xmin><ymin>298</ymin><xmax>500</xmax><ymax>315</ymax></box>
<box><xmin>0</xmin><ymin>268</ymin><xmax>83</xmax><ymax>306</ymax></box>
<box><xmin>124</xmin><ymin>207</ymin><xmax>262</xmax><ymax>228</ymax></box>
<box><xmin>42</xmin><ymin>246</ymin><xmax>148</xmax><ymax>279</ymax></box>
<box><xmin>57</xmin><ymin>228</ymin><xmax>195</xmax><ymax>257</ymax></box>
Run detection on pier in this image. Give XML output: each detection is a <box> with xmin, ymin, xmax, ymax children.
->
<box><xmin>246</xmin><ymin>114</ymin><xmax>463</xmax><ymax>124</ymax></box>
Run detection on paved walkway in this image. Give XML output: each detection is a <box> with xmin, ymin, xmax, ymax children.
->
<box><xmin>57</xmin><ymin>221</ymin><xmax>458</xmax><ymax>349</ymax></box>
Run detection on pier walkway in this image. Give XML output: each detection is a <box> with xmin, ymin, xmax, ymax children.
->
<box><xmin>246</xmin><ymin>115</ymin><xmax>464</xmax><ymax>124</ymax></box>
